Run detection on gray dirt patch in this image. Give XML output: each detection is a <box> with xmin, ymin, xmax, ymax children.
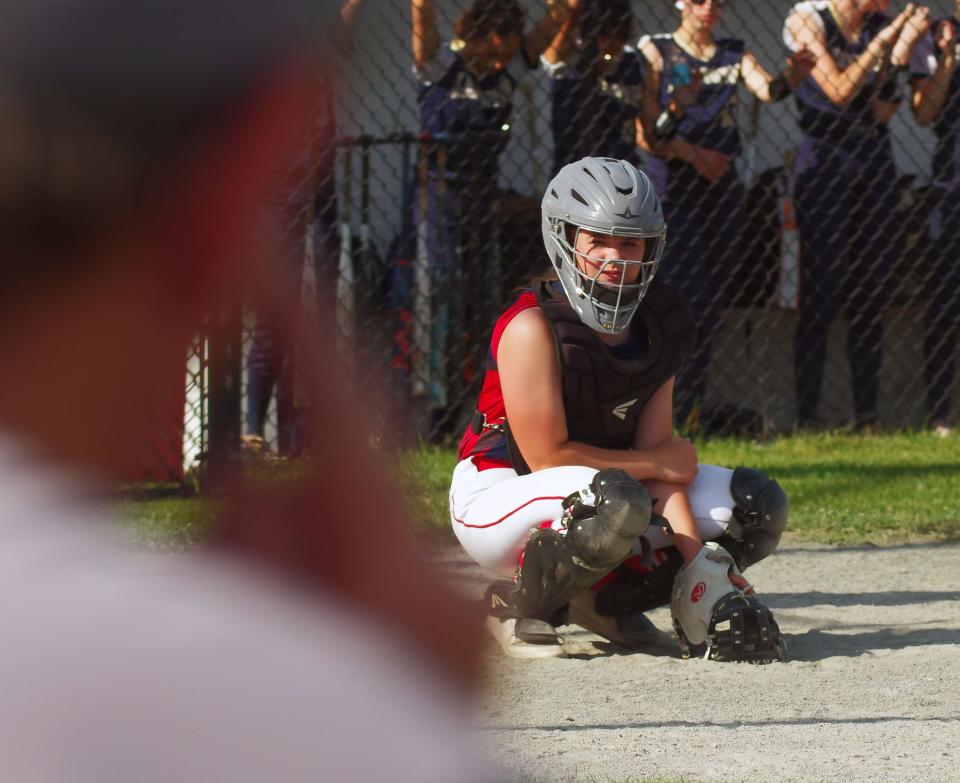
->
<box><xmin>436</xmin><ymin>536</ymin><xmax>960</xmax><ymax>782</ymax></box>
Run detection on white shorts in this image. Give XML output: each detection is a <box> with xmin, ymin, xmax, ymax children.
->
<box><xmin>449</xmin><ymin>459</ymin><xmax>736</xmax><ymax>576</ymax></box>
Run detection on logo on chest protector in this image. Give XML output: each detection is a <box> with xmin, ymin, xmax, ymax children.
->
<box><xmin>612</xmin><ymin>398</ymin><xmax>638</xmax><ymax>420</ymax></box>
<box><xmin>691</xmin><ymin>581</ymin><xmax>707</xmax><ymax>603</ymax></box>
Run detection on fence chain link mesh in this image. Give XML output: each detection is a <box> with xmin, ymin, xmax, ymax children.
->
<box><xmin>152</xmin><ymin>0</ymin><xmax>959</xmax><ymax>485</ymax></box>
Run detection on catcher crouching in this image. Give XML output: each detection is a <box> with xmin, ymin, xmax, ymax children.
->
<box><xmin>448</xmin><ymin>158</ymin><xmax>789</xmax><ymax>662</ymax></box>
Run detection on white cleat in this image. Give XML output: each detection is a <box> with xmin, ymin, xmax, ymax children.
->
<box><xmin>485</xmin><ymin>616</ymin><xmax>566</xmax><ymax>659</ymax></box>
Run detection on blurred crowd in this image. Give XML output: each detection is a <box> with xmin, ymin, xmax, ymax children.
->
<box><xmin>252</xmin><ymin>0</ymin><xmax>960</xmax><ymax>453</ymax></box>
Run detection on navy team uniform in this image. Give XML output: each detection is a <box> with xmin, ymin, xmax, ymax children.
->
<box><xmin>786</xmin><ymin>3</ymin><xmax>899</xmax><ymax>428</ymax></box>
<box><xmin>644</xmin><ymin>34</ymin><xmax>746</xmax><ymax>424</ymax></box>
<box><xmin>544</xmin><ymin>45</ymin><xmax>647</xmax><ymax>171</ymax></box>
<box><xmin>910</xmin><ymin>20</ymin><xmax>960</xmax><ymax>425</ymax></box>
<box><xmin>414</xmin><ymin>44</ymin><xmax>532</xmax><ymax>411</ymax></box>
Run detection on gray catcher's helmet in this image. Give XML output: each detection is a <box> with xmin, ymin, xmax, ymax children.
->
<box><xmin>541</xmin><ymin>157</ymin><xmax>666</xmax><ymax>333</ymax></box>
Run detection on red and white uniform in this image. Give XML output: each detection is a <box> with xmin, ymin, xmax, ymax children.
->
<box><xmin>449</xmin><ymin>293</ymin><xmax>737</xmax><ymax>577</ymax></box>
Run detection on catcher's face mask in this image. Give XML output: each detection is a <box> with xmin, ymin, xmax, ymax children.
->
<box><xmin>549</xmin><ymin>223</ymin><xmax>663</xmax><ymax>334</ymax></box>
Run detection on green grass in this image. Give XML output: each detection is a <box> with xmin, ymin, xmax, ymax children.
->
<box><xmin>116</xmin><ymin>497</ymin><xmax>217</xmax><ymax>550</ymax></box>
<box><xmin>119</xmin><ymin>432</ymin><xmax>960</xmax><ymax>548</ymax></box>
<box><xmin>393</xmin><ymin>431</ymin><xmax>960</xmax><ymax>547</ymax></box>
<box><xmin>698</xmin><ymin>431</ymin><xmax>960</xmax><ymax>545</ymax></box>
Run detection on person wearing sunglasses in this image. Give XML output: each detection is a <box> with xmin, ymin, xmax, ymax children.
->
<box><xmin>449</xmin><ymin>157</ymin><xmax>789</xmax><ymax>662</ymax></box>
<box><xmin>784</xmin><ymin>1</ymin><xmax>929</xmax><ymax>430</ymax></box>
<box><xmin>638</xmin><ymin>0</ymin><xmax>815</xmax><ymax>430</ymax></box>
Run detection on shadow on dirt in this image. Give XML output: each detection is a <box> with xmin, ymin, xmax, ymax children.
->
<box><xmin>786</xmin><ymin>625</ymin><xmax>960</xmax><ymax>660</ymax></box>
<box><xmin>767</xmin><ymin>590</ymin><xmax>960</xmax><ymax>608</ymax></box>
<box><xmin>480</xmin><ymin>714</ymin><xmax>960</xmax><ymax>734</ymax></box>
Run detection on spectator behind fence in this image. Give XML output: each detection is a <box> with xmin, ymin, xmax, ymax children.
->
<box><xmin>784</xmin><ymin>1</ymin><xmax>929</xmax><ymax>429</ymax></box>
<box><xmin>541</xmin><ymin>0</ymin><xmax>646</xmax><ymax>171</ymax></box>
<box><xmin>245</xmin><ymin>0</ymin><xmax>368</xmax><ymax>456</ymax></box>
<box><xmin>910</xmin><ymin>12</ymin><xmax>960</xmax><ymax>436</ymax></box>
<box><xmin>0</xmin><ymin>0</ymin><xmax>491</xmax><ymax>779</ymax></box>
<box><xmin>639</xmin><ymin>0</ymin><xmax>814</xmax><ymax>430</ymax></box>
<box><xmin>408</xmin><ymin>0</ymin><xmax>571</xmax><ymax>435</ymax></box>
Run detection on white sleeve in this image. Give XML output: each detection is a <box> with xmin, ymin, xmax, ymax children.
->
<box><xmin>540</xmin><ymin>53</ymin><xmax>571</xmax><ymax>78</ymax></box>
<box><xmin>783</xmin><ymin>1</ymin><xmax>826</xmax><ymax>52</ymax></box>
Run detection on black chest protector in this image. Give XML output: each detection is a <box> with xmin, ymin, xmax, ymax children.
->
<box><xmin>506</xmin><ymin>280</ymin><xmax>696</xmax><ymax>475</ymax></box>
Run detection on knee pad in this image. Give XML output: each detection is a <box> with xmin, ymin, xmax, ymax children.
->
<box><xmin>514</xmin><ymin>469</ymin><xmax>651</xmax><ymax>620</ymax></box>
<box><xmin>565</xmin><ymin>468</ymin><xmax>652</xmax><ymax>570</ymax></box>
<box><xmin>720</xmin><ymin>466</ymin><xmax>788</xmax><ymax>569</ymax></box>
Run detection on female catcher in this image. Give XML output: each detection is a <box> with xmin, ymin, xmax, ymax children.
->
<box><xmin>449</xmin><ymin>157</ymin><xmax>789</xmax><ymax>661</ymax></box>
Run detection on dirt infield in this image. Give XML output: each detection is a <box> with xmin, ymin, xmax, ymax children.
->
<box><xmin>437</xmin><ymin>536</ymin><xmax>960</xmax><ymax>782</ymax></box>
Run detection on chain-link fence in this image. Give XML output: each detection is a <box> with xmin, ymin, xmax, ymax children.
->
<box><xmin>145</xmin><ymin>0</ymin><xmax>960</xmax><ymax>484</ymax></box>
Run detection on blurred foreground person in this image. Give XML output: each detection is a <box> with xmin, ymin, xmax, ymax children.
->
<box><xmin>0</xmin><ymin>1</ymin><xmax>490</xmax><ymax>781</ymax></box>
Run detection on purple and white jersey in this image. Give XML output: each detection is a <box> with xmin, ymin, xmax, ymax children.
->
<box><xmin>543</xmin><ymin>45</ymin><xmax>647</xmax><ymax>170</ymax></box>
<box><xmin>644</xmin><ymin>33</ymin><xmax>746</xmax><ymax>159</ymax></box>
<box><xmin>784</xmin><ymin>1</ymin><xmax>892</xmax><ymax>161</ymax></box>
<box><xmin>415</xmin><ymin>44</ymin><xmax>533</xmax><ymax>182</ymax></box>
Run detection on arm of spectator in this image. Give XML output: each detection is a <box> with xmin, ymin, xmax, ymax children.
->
<box><xmin>411</xmin><ymin>0</ymin><xmax>440</xmax><ymax>69</ymax></box>
<box><xmin>636</xmin><ymin>38</ymin><xmax>730</xmax><ymax>183</ymax></box>
<box><xmin>784</xmin><ymin>4</ymin><xmax>913</xmax><ymax>106</ymax></box>
<box><xmin>541</xmin><ymin>0</ymin><xmax>579</xmax><ymax>66</ymax></box>
<box><xmin>871</xmin><ymin>5</ymin><xmax>931</xmax><ymax>122</ymax></box>
<box><xmin>890</xmin><ymin>5</ymin><xmax>931</xmax><ymax>67</ymax></box>
<box><xmin>498</xmin><ymin>309</ymin><xmax>697</xmax><ymax>484</ymax></box>
<box><xmin>336</xmin><ymin>0</ymin><xmax>368</xmax><ymax>55</ymax></box>
<box><xmin>635</xmin><ymin>37</ymin><xmax>664</xmax><ymax>155</ymax></box>
<box><xmin>872</xmin><ymin>99</ymin><xmax>899</xmax><ymax>123</ymax></box>
<box><xmin>525</xmin><ymin>0</ymin><xmax>577</xmax><ymax>65</ymax></box>
<box><xmin>912</xmin><ymin>19</ymin><xmax>957</xmax><ymax>127</ymax></box>
<box><xmin>340</xmin><ymin>0</ymin><xmax>365</xmax><ymax>29</ymax></box>
<box><xmin>741</xmin><ymin>48</ymin><xmax>815</xmax><ymax>102</ymax></box>
<box><xmin>632</xmin><ymin>379</ymin><xmax>702</xmax><ymax>565</ymax></box>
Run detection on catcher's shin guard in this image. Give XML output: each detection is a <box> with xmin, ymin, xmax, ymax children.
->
<box><xmin>514</xmin><ymin>469</ymin><xmax>651</xmax><ymax>621</ymax></box>
<box><xmin>671</xmin><ymin>542</ymin><xmax>786</xmax><ymax>663</ymax></box>
<box><xmin>718</xmin><ymin>466</ymin><xmax>789</xmax><ymax>570</ymax></box>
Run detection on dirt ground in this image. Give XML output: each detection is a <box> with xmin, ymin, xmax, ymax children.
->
<box><xmin>437</xmin><ymin>535</ymin><xmax>960</xmax><ymax>782</ymax></box>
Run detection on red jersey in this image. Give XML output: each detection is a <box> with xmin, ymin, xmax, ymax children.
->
<box><xmin>456</xmin><ymin>291</ymin><xmax>538</xmax><ymax>470</ymax></box>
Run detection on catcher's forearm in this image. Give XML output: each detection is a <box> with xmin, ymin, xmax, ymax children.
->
<box><xmin>643</xmin><ymin>480</ymin><xmax>701</xmax><ymax>564</ymax></box>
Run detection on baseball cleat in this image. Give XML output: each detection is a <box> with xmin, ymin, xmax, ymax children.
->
<box><xmin>485</xmin><ymin>616</ymin><xmax>566</xmax><ymax>659</ymax></box>
<box><xmin>568</xmin><ymin>589</ymin><xmax>660</xmax><ymax>649</ymax></box>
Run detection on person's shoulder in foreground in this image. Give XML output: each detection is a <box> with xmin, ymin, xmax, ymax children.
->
<box><xmin>0</xmin><ymin>0</ymin><xmax>494</xmax><ymax>779</ymax></box>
